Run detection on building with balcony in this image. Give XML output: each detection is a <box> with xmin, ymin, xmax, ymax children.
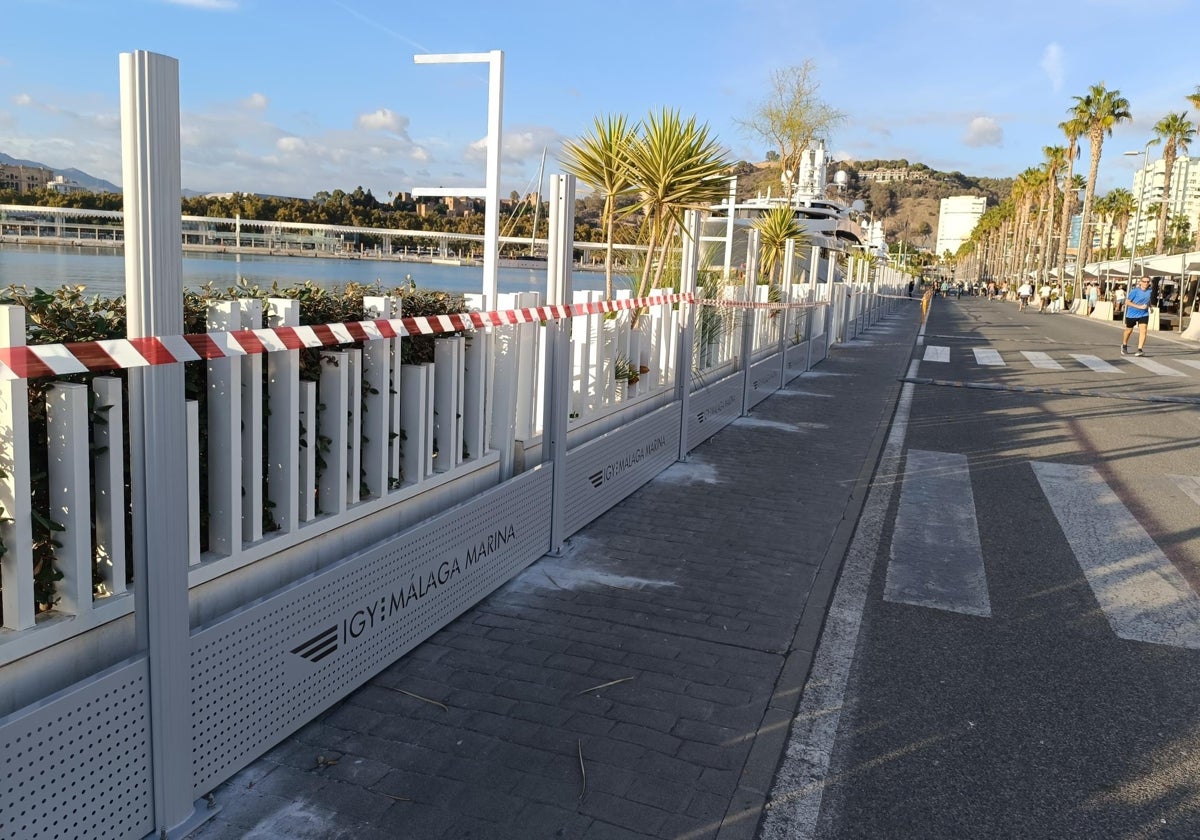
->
<box><xmin>1128</xmin><ymin>155</ymin><xmax>1200</xmax><ymax>249</ymax></box>
<box><xmin>935</xmin><ymin>195</ymin><xmax>987</xmax><ymax>256</ymax></box>
<box><xmin>0</xmin><ymin>163</ymin><xmax>55</xmax><ymax>194</ymax></box>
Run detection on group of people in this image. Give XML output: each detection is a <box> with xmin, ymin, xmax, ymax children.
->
<box><xmin>1014</xmin><ymin>281</ymin><xmax>1061</xmax><ymax>313</ymax></box>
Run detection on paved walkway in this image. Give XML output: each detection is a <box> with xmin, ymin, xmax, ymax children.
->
<box><xmin>187</xmin><ymin>304</ymin><xmax>923</xmax><ymax>840</ymax></box>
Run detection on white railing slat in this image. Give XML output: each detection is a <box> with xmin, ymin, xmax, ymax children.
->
<box><xmin>318</xmin><ymin>350</ymin><xmax>349</xmax><ymax>516</ymax></box>
<box><xmin>92</xmin><ymin>377</ymin><xmax>127</xmax><ymax>593</ymax></box>
<box><xmin>0</xmin><ymin>306</ymin><xmax>36</xmax><ymax>631</ymax></box>
<box><xmin>47</xmin><ymin>383</ymin><xmax>92</xmax><ymax>617</ymax></box>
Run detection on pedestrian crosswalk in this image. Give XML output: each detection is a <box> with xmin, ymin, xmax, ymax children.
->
<box><xmin>885</xmin><ymin>451</ymin><xmax>1200</xmax><ymax>650</ymax></box>
<box><xmin>921</xmin><ymin>345</ymin><xmax>1200</xmax><ymax>376</ymax></box>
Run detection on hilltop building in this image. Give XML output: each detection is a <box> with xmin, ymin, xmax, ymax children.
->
<box><xmin>935</xmin><ymin>195</ymin><xmax>987</xmax><ymax>256</ymax></box>
<box><xmin>1128</xmin><ymin>155</ymin><xmax>1200</xmax><ymax>248</ymax></box>
<box><xmin>0</xmin><ymin>163</ymin><xmax>55</xmax><ymax>194</ymax></box>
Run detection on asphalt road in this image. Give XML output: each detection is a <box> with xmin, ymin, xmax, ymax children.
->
<box><xmin>765</xmin><ymin>295</ymin><xmax>1200</xmax><ymax>840</ymax></box>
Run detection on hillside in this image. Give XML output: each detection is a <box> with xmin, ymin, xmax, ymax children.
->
<box><xmin>732</xmin><ymin>159</ymin><xmax>1012</xmax><ymax>251</ymax></box>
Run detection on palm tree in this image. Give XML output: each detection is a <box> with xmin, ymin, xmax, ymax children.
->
<box><xmin>1056</xmin><ymin>118</ymin><xmax>1085</xmax><ymax>293</ymax></box>
<box><xmin>1189</xmin><ymin>87</ymin><xmax>1200</xmax><ymax>251</ymax></box>
<box><xmin>560</xmin><ymin>114</ymin><xmax>638</xmax><ymax>299</ymax></box>
<box><xmin>1151</xmin><ymin>111</ymin><xmax>1196</xmax><ymax>253</ymax></box>
<box><xmin>1040</xmin><ymin>146</ymin><xmax>1067</xmax><ymax>285</ymax></box>
<box><xmin>751</xmin><ymin>206</ymin><xmax>809</xmax><ymax>285</ymax></box>
<box><xmin>1070</xmin><ymin>83</ymin><xmax>1132</xmax><ymax>271</ymax></box>
<box><xmin>621</xmin><ymin>108</ymin><xmax>732</xmax><ymax>303</ymax></box>
<box><xmin>1106</xmin><ymin>187</ymin><xmax>1136</xmax><ymax>258</ymax></box>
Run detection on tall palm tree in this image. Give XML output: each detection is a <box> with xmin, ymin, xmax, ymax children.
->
<box><xmin>1151</xmin><ymin>111</ymin><xmax>1196</xmax><ymax>253</ymax></box>
<box><xmin>621</xmin><ymin>108</ymin><xmax>732</xmax><ymax>303</ymax></box>
<box><xmin>1056</xmin><ymin>118</ymin><xmax>1085</xmax><ymax>292</ymax></box>
<box><xmin>1040</xmin><ymin>145</ymin><xmax>1067</xmax><ymax>285</ymax></box>
<box><xmin>1106</xmin><ymin>187</ymin><xmax>1136</xmax><ymax>258</ymax></box>
<box><xmin>560</xmin><ymin>114</ymin><xmax>638</xmax><ymax>299</ymax></box>
<box><xmin>1189</xmin><ymin>87</ymin><xmax>1200</xmax><ymax>251</ymax></box>
<box><xmin>751</xmin><ymin>206</ymin><xmax>809</xmax><ymax>285</ymax></box>
<box><xmin>1071</xmin><ymin>83</ymin><xmax>1132</xmax><ymax>271</ymax></box>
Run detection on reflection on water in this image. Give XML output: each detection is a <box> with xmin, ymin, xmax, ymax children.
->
<box><xmin>0</xmin><ymin>244</ymin><xmax>619</xmax><ymax>300</ymax></box>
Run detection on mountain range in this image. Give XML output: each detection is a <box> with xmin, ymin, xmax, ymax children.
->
<box><xmin>0</xmin><ymin>152</ymin><xmax>208</xmax><ymax>197</ymax></box>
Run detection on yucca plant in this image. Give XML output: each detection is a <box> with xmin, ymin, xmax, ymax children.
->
<box><xmin>559</xmin><ymin>114</ymin><xmax>638</xmax><ymax>300</ymax></box>
<box><xmin>751</xmin><ymin>206</ymin><xmax>809</xmax><ymax>286</ymax></box>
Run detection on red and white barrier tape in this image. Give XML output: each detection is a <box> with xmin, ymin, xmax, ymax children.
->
<box><xmin>0</xmin><ymin>291</ymin><xmax>830</xmax><ymax>381</ymax></box>
<box><xmin>694</xmin><ymin>298</ymin><xmax>822</xmax><ymax>311</ymax></box>
<box><xmin>0</xmin><ymin>293</ymin><xmax>684</xmax><ymax>381</ymax></box>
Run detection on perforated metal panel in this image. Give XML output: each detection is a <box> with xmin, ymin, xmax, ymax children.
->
<box><xmin>0</xmin><ymin>659</ymin><xmax>153</xmax><ymax>840</ymax></box>
<box><xmin>746</xmin><ymin>355</ymin><xmax>783</xmax><ymax>409</ymax></box>
<box><xmin>812</xmin><ymin>333</ymin><xmax>829</xmax><ymax>363</ymax></box>
<box><xmin>784</xmin><ymin>342</ymin><xmax>810</xmax><ymax>382</ymax></box>
<box><xmin>190</xmin><ymin>467</ymin><xmax>553</xmax><ymax>795</ymax></box>
<box><xmin>562</xmin><ymin>403</ymin><xmax>682</xmax><ymax>537</ymax></box>
<box><xmin>685</xmin><ymin>372</ymin><xmax>743</xmax><ymax>450</ymax></box>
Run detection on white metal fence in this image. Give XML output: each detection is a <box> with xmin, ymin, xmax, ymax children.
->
<box><xmin>0</xmin><ymin>50</ymin><xmax>909</xmax><ymax>840</ymax></box>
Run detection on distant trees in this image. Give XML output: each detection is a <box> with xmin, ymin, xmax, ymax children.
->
<box><xmin>737</xmin><ymin>60</ymin><xmax>844</xmax><ymax>200</ymax></box>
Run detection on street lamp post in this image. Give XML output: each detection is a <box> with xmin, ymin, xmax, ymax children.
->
<box><xmin>1124</xmin><ymin>140</ymin><xmax>1157</xmax><ymax>290</ymax></box>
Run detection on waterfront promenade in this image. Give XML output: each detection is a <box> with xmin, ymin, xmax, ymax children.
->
<box><xmin>186</xmin><ymin>295</ymin><xmax>1200</xmax><ymax>840</ymax></box>
<box><xmin>184</xmin><ymin>302</ymin><xmax>922</xmax><ymax>840</ymax></box>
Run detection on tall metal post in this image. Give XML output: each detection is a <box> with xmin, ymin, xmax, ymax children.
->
<box><xmin>119</xmin><ymin>50</ymin><xmax>201</xmax><ymax>838</ymax></box>
<box><xmin>413</xmin><ymin>50</ymin><xmax>504</xmax><ymax>307</ymax></box>
<box><xmin>740</xmin><ymin>229</ymin><xmax>759</xmax><ymax>415</ymax></box>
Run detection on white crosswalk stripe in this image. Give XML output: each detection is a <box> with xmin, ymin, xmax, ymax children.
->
<box><xmin>1032</xmin><ymin>461</ymin><xmax>1200</xmax><ymax>650</ymax></box>
<box><xmin>885</xmin><ymin>452</ymin><xmax>1200</xmax><ymax>649</ymax></box>
<box><xmin>1125</xmin><ymin>357</ymin><xmax>1186</xmax><ymax>376</ymax></box>
<box><xmin>972</xmin><ymin>348</ymin><xmax>1005</xmax><ymax>366</ymax></box>
<box><xmin>1022</xmin><ymin>351</ymin><xmax>1063</xmax><ymax>370</ymax></box>
<box><xmin>1176</xmin><ymin>360</ymin><xmax>1200</xmax><ymax>372</ymax></box>
<box><xmin>886</xmin><ymin>450</ymin><xmax>990</xmax><ymax>617</ymax></box>
<box><xmin>1070</xmin><ymin>353</ymin><xmax>1121</xmax><ymax>372</ymax></box>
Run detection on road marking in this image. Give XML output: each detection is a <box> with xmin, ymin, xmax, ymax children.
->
<box><xmin>759</xmin><ymin>359</ymin><xmax>920</xmax><ymax>840</ymax></box>
<box><xmin>1022</xmin><ymin>351</ymin><xmax>1063</xmax><ymax>370</ymax></box>
<box><xmin>1175</xmin><ymin>360</ymin><xmax>1200</xmax><ymax>372</ymax></box>
<box><xmin>1168</xmin><ymin>474</ymin><xmax>1200</xmax><ymax>507</ymax></box>
<box><xmin>1125</xmin><ymin>357</ymin><xmax>1186</xmax><ymax>376</ymax></box>
<box><xmin>972</xmin><ymin>348</ymin><xmax>1005</xmax><ymax>366</ymax></box>
<box><xmin>923</xmin><ymin>345</ymin><xmax>949</xmax><ymax>363</ymax></box>
<box><xmin>885</xmin><ymin>449</ymin><xmax>991</xmax><ymax>617</ymax></box>
<box><xmin>1071</xmin><ymin>354</ymin><xmax>1121</xmax><ymax>373</ymax></box>
<box><xmin>1032</xmin><ymin>461</ymin><xmax>1200</xmax><ymax>650</ymax></box>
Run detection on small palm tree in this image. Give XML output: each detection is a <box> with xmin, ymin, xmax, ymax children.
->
<box><xmin>751</xmin><ymin>206</ymin><xmax>809</xmax><ymax>285</ymax></box>
<box><xmin>621</xmin><ymin>108</ymin><xmax>732</xmax><ymax>303</ymax></box>
<box><xmin>1070</xmin><ymin>83</ymin><xmax>1132</xmax><ymax>270</ymax></box>
<box><xmin>559</xmin><ymin>114</ymin><xmax>638</xmax><ymax>299</ymax></box>
<box><xmin>1106</xmin><ymin>188</ymin><xmax>1135</xmax><ymax>257</ymax></box>
<box><xmin>1055</xmin><ymin>117</ymin><xmax>1085</xmax><ymax>286</ymax></box>
<box><xmin>1151</xmin><ymin>111</ymin><xmax>1195</xmax><ymax>253</ymax></box>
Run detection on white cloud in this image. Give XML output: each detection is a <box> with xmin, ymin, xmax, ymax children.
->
<box><xmin>1040</xmin><ymin>43</ymin><xmax>1065</xmax><ymax>92</ymax></box>
<box><xmin>357</xmin><ymin>108</ymin><xmax>403</xmax><ymax>132</ymax></box>
<box><xmin>276</xmin><ymin>137</ymin><xmax>306</xmax><ymax>153</ymax></box>
<box><xmin>241</xmin><ymin>93</ymin><xmax>268</xmax><ymax>110</ymax></box>
<box><xmin>963</xmin><ymin>117</ymin><xmax>1003</xmax><ymax>148</ymax></box>
<box><xmin>13</xmin><ymin>93</ymin><xmax>32</xmax><ymax>107</ymax></box>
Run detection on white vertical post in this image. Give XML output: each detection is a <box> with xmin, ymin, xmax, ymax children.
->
<box><xmin>47</xmin><ymin>383</ymin><xmax>91</xmax><ymax>616</ymax></box>
<box><xmin>119</xmin><ymin>48</ymin><xmax>197</xmax><ymax>836</ymax></box>
<box><xmin>267</xmin><ymin>298</ymin><xmax>300</xmax><ymax>530</ymax></box>
<box><xmin>0</xmin><ymin>306</ymin><xmax>35</xmax><ymax>630</ymax></box>
<box><xmin>361</xmin><ymin>297</ymin><xmax>392</xmax><ymax>498</ymax></box>
<box><xmin>676</xmin><ymin>210</ymin><xmax>700</xmax><ymax>460</ymax></box>
<box><xmin>544</xmin><ymin>175</ymin><xmax>575</xmax><ymax>552</ymax></box>
<box><xmin>240</xmin><ymin>298</ymin><xmax>263</xmax><ymax>542</ymax></box>
<box><xmin>318</xmin><ymin>350</ymin><xmax>349</xmax><ymax>515</ymax></box>
<box><xmin>207</xmin><ymin>301</ymin><xmax>241</xmax><ymax>556</ymax></box>
<box><xmin>92</xmin><ymin>377</ymin><xmax>127</xmax><ymax>594</ymax></box>
<box><xmin>741</xmin><ymin>229</ymin><xmax>760</xmax><ymax>415</ymax></box>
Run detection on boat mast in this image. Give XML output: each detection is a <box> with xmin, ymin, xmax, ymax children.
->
<box><xmin>529</xmin><ymin>147</ymin><xmax>547</xmax><ymax>257</ymax></box>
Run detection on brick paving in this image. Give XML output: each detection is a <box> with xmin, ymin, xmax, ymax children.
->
<box><xmin>187</xmin><ymin>307</ymin><xmax>920</xmax><ymax>840</ymax></box>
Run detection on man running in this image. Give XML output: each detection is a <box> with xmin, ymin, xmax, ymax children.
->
<box><xmin>1121</xmin><ymin>277</ymin><xmax>1152</xmax><ymax>356</ymax></box>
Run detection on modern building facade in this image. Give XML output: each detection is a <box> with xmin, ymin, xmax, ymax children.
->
<box><xmin>935</xmin><ymin>195</ymin><xmax>987</xmax><ymax>256</ymax></box>
<box><xmin>1129</xmin><ymin>155</ymin><xmax>1200</xmax><ymax>248</ymax></box>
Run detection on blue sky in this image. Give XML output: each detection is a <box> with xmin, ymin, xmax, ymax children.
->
<box><xmin>1</xmin><ymin>0</ymin><xmax>1195</xmax><ymax>200</ymax></box>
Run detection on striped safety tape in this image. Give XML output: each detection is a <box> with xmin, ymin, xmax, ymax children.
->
<box><xmin>694</xmin><ymin>298</ymin><xmax>822</xmax><ymax>311</ymax></box>
<box><xmin>0</xmin><ymin>292</ymin><xmax>692</xmax><ymax>381</ymax></box>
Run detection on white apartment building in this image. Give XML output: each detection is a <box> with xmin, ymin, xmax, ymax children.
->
<box><xmin>1128</xmin><ymin>154</ymin><xmax>1200</xmax><ymax>248</ymax></box>
<box><xmin>935</xmin><ymin>195</ymin><xmax>987</xmax><ymax>256</ymax></box>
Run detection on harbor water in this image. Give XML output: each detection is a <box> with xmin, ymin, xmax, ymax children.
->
<box><xmin>0</xmin><ymin>243</ymin><xmax>616</xmax><ymax>301</ymax></box>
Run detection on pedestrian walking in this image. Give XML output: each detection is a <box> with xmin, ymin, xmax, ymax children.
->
<box><xmin>1038</xmin><ymin>282</ymin><xmax>1052</xmax><ymax>313</ymax></box>
<box><xmin>1121</xmin><ymin>277</ymin><xmax>1152</xmax><ymax>356</ymax></box>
